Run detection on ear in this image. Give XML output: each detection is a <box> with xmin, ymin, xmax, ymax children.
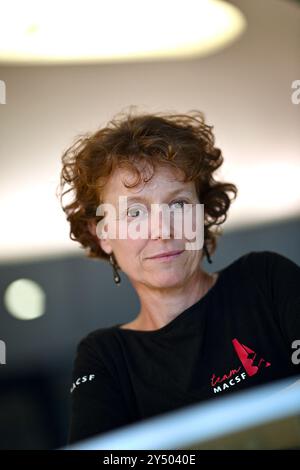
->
<box><xmin>99</xmin><ymin>237</ymin><xmax>113</xmax><ymax>256</ymax></box>
<box><xmin>88</xmin><ymin>219</ymin><xmax>112</xmax><ymax>255</ymax></box>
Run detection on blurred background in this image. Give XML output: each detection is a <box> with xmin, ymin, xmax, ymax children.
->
<box><xmin>0</xmin><ymin>0</ymin><xmax>299</xmax><ymax>449</ymax></box>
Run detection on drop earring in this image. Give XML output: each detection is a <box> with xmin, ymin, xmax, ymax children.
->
<box><xmin>109</xmin><ymin>253</ymin><xmax>121</xmax><ymax>285</ymax></box>
<box><xmin>203</xmin><ymin>242</ymin><xmax>213</xmax><ymax>264</ymax></box>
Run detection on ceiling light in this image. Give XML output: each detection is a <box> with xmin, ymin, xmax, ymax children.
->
<box><xmin>0</xmin><ymin>0</ymin><xmax>246</xmax><ymax>64</ymax></box>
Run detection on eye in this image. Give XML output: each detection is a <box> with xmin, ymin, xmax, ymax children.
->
<box><xmin>127</xmin><ymin>205</ymin><xmax>148</xmax><ymax>218</ymax></box>
<box><xmin>170</xmin><ymin>199</ymin><xmax>189</xmax><ymax>210</ymax></box>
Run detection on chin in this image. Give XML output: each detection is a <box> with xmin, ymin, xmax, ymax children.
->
<box><xmin>149</xmin><ymin>271</ymin><xmax>185</xmax><ymax>288</ymax></box>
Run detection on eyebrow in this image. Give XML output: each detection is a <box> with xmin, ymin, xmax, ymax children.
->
<box><xmin>123</xmin><ymin>188</ymin><xmax>194</xmax><ymax>204</ymax></box>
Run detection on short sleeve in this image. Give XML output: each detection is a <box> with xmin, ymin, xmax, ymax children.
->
<box><xmin>67</xmin><ymin>333</ymin><xmax>132</xmax><ymax>445</ymax></box>
<box><xmin>263</xmin><ymin>251</ymin><xmax>300</xmax><ymax>345</ymax></box>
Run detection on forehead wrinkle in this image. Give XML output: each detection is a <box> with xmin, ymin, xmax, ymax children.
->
<box><xmin>123</xmin><ymin>187</ymin><xmax>195</xmax><ymax>205</ymax></box>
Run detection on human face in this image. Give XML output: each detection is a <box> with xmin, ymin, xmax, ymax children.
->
<box><xmin>98</xmin><ymin>165</ymin><xmax>204</xmax><ymax>289</ymax></box>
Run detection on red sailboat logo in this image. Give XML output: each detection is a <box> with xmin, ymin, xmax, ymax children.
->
<box><xmin>232</xmin><ymin>338</ymin><xmax>271</xmax><ymax>376</ymax></box>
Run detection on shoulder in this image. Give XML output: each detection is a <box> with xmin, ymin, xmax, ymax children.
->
<box><xmin>239</xmin><ymin>250</ymin><xmax>300</xmax><ymax>280</ymax></box>
<box><xmin>230</xmin><ymin>250</ymin><xmax>299</xmax><ymax>277</ymax></box>
<box><xmin>223</xmin><ymin>250</ymin><xmax>300</xmax><ymax>298</ymax></box>
<box><xmin>72</xmin><ymin>326</ymin><xmax>120</xmax><ymax>371</ymax></box>
<box><xmin>234</xmin><ymin>249</ymin><xmax>287</xmax><ymax>266</ymax></box>
<box><xmin>77</xmin><ymin>325</ymin><xmax>118</xmax><ymax>348</ymax></box>
<box><xmin>70</xmin><ymin>326</ymin><xmax>122</xmax><ymax>395</ymax></box>
<box><xmin>220</xmin><ymin>250</ymin><xmax>269</xmax><ymax>284</ymax></box>
<box><xmin>231</xmin><ymin>250</ymin><xmax>300</xmax><ymax>310</ymax></box>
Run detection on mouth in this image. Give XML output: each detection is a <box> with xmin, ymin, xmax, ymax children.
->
<box><xmin>147</xmin><ymin>250</ymin><xmax>184</xmax><ymax>261</ymax></box>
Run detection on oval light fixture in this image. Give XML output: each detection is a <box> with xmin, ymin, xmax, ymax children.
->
<box><xmin>0</xmin><ymin>0</ymin><xmax>246</xmax><ymax>64</ymax></box>
<box><xmin>4</xmin><ymin>278</ymin><xmax>46</xmax><ymax>320</ymax></box>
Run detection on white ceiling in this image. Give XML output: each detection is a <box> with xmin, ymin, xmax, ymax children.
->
<box><xmin>0</xmin><ymin>0</ymin><xmax>299</xmax><ymax>262</ymax></box>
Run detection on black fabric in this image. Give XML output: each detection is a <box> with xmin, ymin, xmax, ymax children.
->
<box><xmin>68</xmin><ymin>250</ymin><xmax>300</xmax><ymax>444</ymax></box>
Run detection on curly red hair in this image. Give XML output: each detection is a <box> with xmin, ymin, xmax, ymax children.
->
<box><xmin>58</xmin><ymin>107</ymin><xmax>238</xmax><ymax>263</ymax></box>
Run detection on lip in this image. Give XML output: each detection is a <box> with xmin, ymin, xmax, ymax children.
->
<box><xmin>147</xmin><ymin>250</ymin><xmax>184</xmax><ymax>260</ymax></box>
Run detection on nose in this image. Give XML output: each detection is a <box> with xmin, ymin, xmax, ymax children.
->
<box><xmin>149</xmin><ymin>204</ymin><xmax>172</xmax><ymax>240</ymax></box>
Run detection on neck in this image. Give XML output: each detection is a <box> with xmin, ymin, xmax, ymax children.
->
<box><xmin>131</xmin><ymin>268</ymin><xmax>217</xmax><ymax>331</ymax></box>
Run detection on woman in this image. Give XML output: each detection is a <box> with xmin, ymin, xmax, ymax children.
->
<box><xmin>59</xmin><ymin>109</ymin><xmax>300</xmax><ymax>444</ymax></box>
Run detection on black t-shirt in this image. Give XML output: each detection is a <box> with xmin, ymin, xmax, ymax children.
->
<box><xmin>68</xmin><ymin>250</ymin><xmax>300</xmax><ymax>444</ymax></box>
